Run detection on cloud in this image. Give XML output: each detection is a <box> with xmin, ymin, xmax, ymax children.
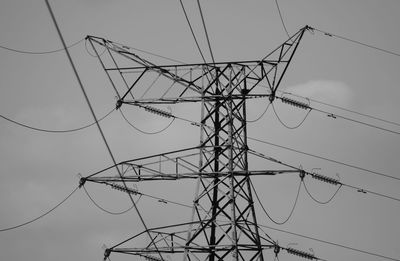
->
<box><xmin>285</xmin><ymin>80</ymin><xmax>354</xmax><ymax>107</ymax></box>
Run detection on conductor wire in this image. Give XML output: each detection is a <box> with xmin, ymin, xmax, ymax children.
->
<box><xmin>277</xmin><ymin>90</ymin><xmax>400</xmax><ymax>128</ymax></box>
<box><xmin>312</xmin><ymin>106</ymin><xmax>400</xmax><ymax>135</ymax></box>
<box><xmin>82</xmin><ymin>185</ymin><xmax>136</xmax><ymax>215</ymax></box>
<box><xmin>44</xmin><ymin>1</ymin><xmax>162</xmax><ymax>258</ymax></box>
<box><xmin>0</xmin><ymin>108</ymin><xmax>114</xmax><ymax>133</ymax></box>
<box><xmin>302</xmin><ymin>179</ymin><xmax>342</xmax><ymax>205</ymax></box>
<box><xmin>119</xmin><ymin>109</ymin><xmax>175</xmax><ymax>135</ymax></box>
<box><xmin>272</xmin><ymin>102</ymin><xmax>311</xmax><ymax>129</ymax></box>
<box><xmin>250</xmin><ymin>179</ymin><xmax>301</xmax><ymax>225</ymax></box>
<box><xmin>178</xmin><ymin>0</ymin><xmax>208</xmax><ymax>63</ymax></box>
<box><xmin>274</xmin><ymin>0</ymin><xmax>291</xmax><ymax>38</ymax></box>
<box><xmin>248</xmin><ymin>137</ymin><xmax>400</xmax><ymax>182</ymax></box>
<box><xmin>312</xmin><ymin>27</ymin><xmax>400</xmax><ymax>58</ymax></box>
<box><xmin>0</xmin><ymin>186</ymin><xmax>78</xmax><ymax>232</ymax></box>
<box><xmin>247</xmin><ymin>100</ymin><xmax>272</xmax><ymax>123</ymax></box>
<box><xmin>0</xmin><ymin>38</ymin><xmax>84</xmax><ymax>55</ymax></box>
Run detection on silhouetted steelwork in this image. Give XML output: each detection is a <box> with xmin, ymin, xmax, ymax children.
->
<box><xmin>83</xmin><ymin>26</ymin><xmax>309</xmax><ymax>261</ymax></box>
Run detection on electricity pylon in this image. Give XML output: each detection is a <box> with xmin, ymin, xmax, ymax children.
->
<box><xmin>82</xmin><ymin>26</ymin><xmax>309</xmax><ymax>261</ymax></box>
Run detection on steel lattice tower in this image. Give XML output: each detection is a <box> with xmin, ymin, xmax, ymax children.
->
<box><xmin>82</xmin><ymin>26</ymin><xmax>309</xmax><ymax>261</ymax></box>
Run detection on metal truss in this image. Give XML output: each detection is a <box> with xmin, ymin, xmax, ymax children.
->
<box><xmin>84</xmin><ymin>26</ymin><xmax>309</xmax><ymax>261</ymax></box>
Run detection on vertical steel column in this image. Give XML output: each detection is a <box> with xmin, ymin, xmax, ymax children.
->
<box><xmin>228</xmin><ymin>66</ymin><xmax>239</xmax><ymax>261</ymax></box>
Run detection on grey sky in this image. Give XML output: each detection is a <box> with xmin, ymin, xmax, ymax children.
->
<box><xmin>0</xmin><ymin>1</ymin><xmax>400</xmax><ymax>261</ymax></box>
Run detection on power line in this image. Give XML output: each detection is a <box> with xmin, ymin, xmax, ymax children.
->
<box><xmin>310</xmin><ymin>26</ymin><xmax>400</xmax><ymax>58</ymax></box>
<box><xmin>178</xmin><ymin>0</ymin><xmax>208</xmax><ymax>63</ymax></box>
<box><xmin>139</xmin><ymin>191</ymin><xmax>193</xmax><ymax>209</ymax></box>
<box><xmin>119</xmin><ymin>109</ymin><xmax>175</xmax><ymax>135</ymax></box>
<box><xmin>341</xmin><ymin>183</ymin><xmax>400</xmax><ymax>203</ymax></box>
<box><xmin>0</xmin><ymin>108</ymin><xmax>114</xmax><ymax>133</ymax></box>
<box><xmin>196</xmin><ymin>0</ymin><xmax>216</xmax><ymax>64</ymax></box>
<box><xmin>259</xmin><ymin>223</ymin><xmax>400</xmax><ymax>261</ymax></box>
<box><xmin>83</xmin><ymin>182</ymin><xmax>193</xmax><ymax>215</ymax></box>
<box><xmin>82</xmin><ymin>185</ymin><xmax>135</xmax><ymax>215</ymax></box>
<box><xmin>274</xmin><ymin>96</ymin><xmax>400</xmax><ymax>135</ymax></box>
<box><xmin>247</xmin><ymin>100</ymin><xmax>272</xmax><ymax>123</ymax></box>
<box><xmin>44</xmin><ymin>1</ymin><xmax>162</xmax><ymax>258</ymax></box>
<box><xmin>302</xmin><ymin>168</ymin><xmax>400</xmax><ymax>204</ymax></box>
<box><xmin>274</xmin><ymin>0</ymin><xmax>291</xmax><ymax>38</ymax></box>
<box><xmin>247</xmin><ymin>136</ymin><xmax>400</xmax><ymax>182</ymax></box>
<box><xmin>0</xmin><ymin>38</ymin><xmax>84</xmax><ymax>55</ymax></box>
<box><xmin>251</xmin><ymin>149</ymin><xmax>400</xmax><ymax>204</ymax></box>
<box><xmin>272</xmin><ymin>101</ymin><xmax>312</xmax><ymax>129</ymax></box>
<box><xmin>311</xmin><ymin>106</ymin><xmax>400</xmax><ymax>136</ymax></box>
<box><xmin>251</xmin><ymin>179</ymin><xmax>301</xmax><ymax>225</ymax></box>
<box><xmin>0</xmin><ymin>186</ymin><xmax>78</xmax><ymax>232</ymax></box>
<box><xmin>279</xmin><ymin>90</ymin><xmax>400</xmax><ymax>128</ymax></box>
<box><xmin>302</xmin><ymin>180</ymin><xmax>342</xmax><ymax>205</ymax></box>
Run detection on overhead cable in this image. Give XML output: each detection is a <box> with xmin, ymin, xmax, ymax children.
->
<box><xmin>250</xmin><ymin>179</ymin><xmax>301</xmax><ymax>225</ymax></box>
<box><xmin>312</xmin><ymin>106</ymin><xmax>400</xmax><ymax>136</ymax></box>
<box><xmin>272</xmin><ymin>101</ymin><xmax>312</xmax><ymax>129</ymax></box>
<box><xmin>301</xmin><ymin>167</ymin><xmax>400</xmax><ymax>204</ymax></box>
<box><xmin>82</xmin><ymin>185</ymin><xmax>135</xmax><ymax>215</ymax></box>
<box><xmin>196</xmin><ymin>0</ymin><xmax>216</xmax><ymax>63</ymax></box>
<box><xmin>247</xmin><ymin>137</ymin><xmax>400</xmax><ymax>182</ymax></box>
<box><xmin>302</xmin><ymin>179</ymin><xmax>342</xmax><ymax>205</ymax></box>
<box><xmin>119</xmin><ymin>109</ymin><xmax>175</xmax><ymax>135</ymax></box>
<box><xmin>0</xmin><ymin>38</ymin><xmax>84</xmax><ymax>55</ymax></box>
<box><xmin>247</xmin><ymin>100</ymin><xmax>272</xmax><ymax>123</ymax></box>
<box><xmin>274</xmin><ymin>0</ymin><xmax>291</xmax><ymax>39</ymax></box>
<box><xmin>341</xmin><ymin>183</ymin><xmax>400</xmax><ymax>203</ymax></box>
<box><xmin>279</xmin><ymin>90</ymin><xmax>400</xmax><ymax>128</ymax></box>
<box><xmin>178</xmin><ymin>0</ymin><xmax>208</xmax><ymax>63</ymax></box>
<box><xmin>0</xmin><ymin>186</ymin><xmax>78</xmax><ymax>232</ymax></box>
<box><xmin>273</xmin><ymin>94</ymin><xmax>400</xmax><ymax>135</ymax></box>
<box><xmin>84</xmin><ymin>181</ymin><xmax>193</xmax><ymax>214</ymax></box>
<box><xmin>258</xmin><ymin>152</ymin><xmax>400</xmax><ymax>204</ymax></box>
<box><xmin>310</xmin><ymin>26</ymin><xmax>400</xmax><ymax>58</ymax></box>
<box><xmin>0</xmin><ymin>108</ymin><xmax>114</xmax><ymax>133</ymax></box>
<box><xmin>44</xmin><ymin>1</ymin><xmax>161</xmax><ymax>257</ymax></box>
<box><xmin>259</xmin><ymin>223</ymin><xmax>400</xmax><ymax>261</ymax></box>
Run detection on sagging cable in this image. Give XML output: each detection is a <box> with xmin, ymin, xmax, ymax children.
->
<box><xmin>302</xmin><ymin>169</ymin><xmax>343</xmax><ymax>205</ymax></box>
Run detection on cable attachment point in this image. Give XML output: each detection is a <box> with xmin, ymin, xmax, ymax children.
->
<box><xmin>299</xmin><ymin>170</ymin><xmax>306</xmax><ymax>181</ymax></box>
<box><xmin>305</xmin><ymin>25</ymin><xmax>315</xmax><ymax>34</ymax></box>
<box><xmin>298</xmin><ymin>165</ymin><xmax>306</xmax><ymax>180</ymax></box>
<box><xmin>286</xmin><ymin>247</ymin><xmax>315</xmax><ymax>260</ymax></box>
<box><xmin>78</xmin><ymin>177</ymin><xmax>87</xmax><ymax>188</ymax></box>
<box><xmin>103</xmin><ymin>248</ymin><xmax>111</xmax><ymax>261</ymax></box>
<box><xmin>274</xmin><ymin>244</ymin><xmax>281</xmax><ymax>257</ymax></box>
<box><xmin>144</xmin><ymin>106</ymin><xmax>174</xmax><ymax>118</ymax></box>
<box><xmin>116</xmin><ymin>99</ymin><xmax>123</xmax><ymax>110</ymax></box>
<box><xmin>269</xmin><ymin>92</ymin><xmax>276</xmax><ymax>103</ymax></box>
